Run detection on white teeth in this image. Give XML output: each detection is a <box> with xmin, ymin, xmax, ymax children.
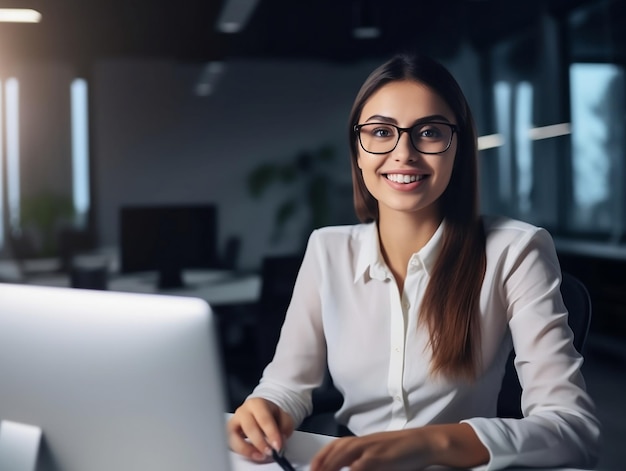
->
<box><xmin>386</xmin><ymin>174</ymin><xmax>424</xmax><ymax>183</ymax></box>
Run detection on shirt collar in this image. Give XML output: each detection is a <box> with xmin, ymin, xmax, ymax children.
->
<box><xmin>354</xmin><ymin>220</ymin><xmax>445</xmax><ymax>284</ymax></box>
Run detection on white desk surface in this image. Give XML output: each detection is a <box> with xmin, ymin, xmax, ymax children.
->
<box><xmin>228</xmin><ymin>426</ymin><xmax>594</xmax><ymax>471</ymax></box>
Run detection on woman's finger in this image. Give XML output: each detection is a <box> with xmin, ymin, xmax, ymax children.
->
<box><xmin>227</xmin><ymin>426</ymin><xmax>267</xmax><ymax>461</ymax></box>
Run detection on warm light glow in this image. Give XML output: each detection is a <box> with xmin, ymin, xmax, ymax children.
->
<box><xmin>0</xmin><ymin>9</ymin><xmax>42</xmax><ymax>23</ymax></box>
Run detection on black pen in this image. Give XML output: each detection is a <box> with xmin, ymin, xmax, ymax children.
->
<box><xmin>271</xmin><ymin>447</ymin><xmax>297</xmax><ymax>471</ymax></box>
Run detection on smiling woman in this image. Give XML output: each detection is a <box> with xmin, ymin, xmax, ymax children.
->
<box><xmin>228</xmin><ymin>53</ymin><xmax>601</xmax><ymax>471</ymax></box>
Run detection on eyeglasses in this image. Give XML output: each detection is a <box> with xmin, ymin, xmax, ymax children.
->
<box><xmin>354</xmin><ymin>121</ymin><xmax>457</xmax><ymax>155</ymax></box>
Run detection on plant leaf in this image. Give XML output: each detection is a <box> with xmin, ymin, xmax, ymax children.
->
<box><xmin>275</xmin><ymin>200</ymin><xmax>297</xmax><ymax>229</ymax></box>
<box><xmin>247</xmin><ymin>164</ymin><xmax>279</xmax><ymax>198</ymax></box>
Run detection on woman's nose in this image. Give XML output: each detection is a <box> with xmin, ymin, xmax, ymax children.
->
<box><xmin>393</xmin><ymin>131</ymin><xmax>416</xmax><ymax>162</ymax></box>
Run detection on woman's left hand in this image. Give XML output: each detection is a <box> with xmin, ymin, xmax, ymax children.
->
<box><xmin>309</xmin><ymin>429</ymin><xmax>434</xmax><ymax>471</ymax></box>
<box><xmin>309</xmin><ymin>423</ymin><xmax>489</xmax><ymax>471</ymax></box>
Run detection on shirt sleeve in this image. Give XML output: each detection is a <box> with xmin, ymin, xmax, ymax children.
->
<box><xmin>247</xmin><ymin>230</ymin><xmax>327</xmax><ymax>427</ymax></box>
<box><xmin>462</xmin><ymin>227</ymin><xmax>602</xmax><ymax>470</ymax></box>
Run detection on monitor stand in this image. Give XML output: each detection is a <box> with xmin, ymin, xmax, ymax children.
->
<box><xmin>0</xmin><ymin>420</ymin><xmax>42</xmax><ymax>471</ymax></box>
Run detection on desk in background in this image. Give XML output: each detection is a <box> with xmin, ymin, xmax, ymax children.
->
<box><xmin>0</xmin><ymin>250</ymin><xmax>262</xmax><ymax>307</ymax></box>
<box><xmin>17</xmin><ymin>267</ymin><xmax>261</xmax><ymax>307</ymax></box>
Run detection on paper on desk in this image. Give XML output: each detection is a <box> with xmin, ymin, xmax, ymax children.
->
<box><xmin>229</xmin><ymin>451</ymin><xmax>349</xmax><ymax>471</ymax></box>
<box><xmin>229</xmin><ymin>451</ymin><xmax>314</xmax><ymax>470</ymax></box>
<box><xmin>229</xmin><ymin>429</ymin><xmax>346</xmax><ymax>471</ymax></box>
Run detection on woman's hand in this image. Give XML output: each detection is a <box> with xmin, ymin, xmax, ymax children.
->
<box><xmin>309</xmin><ymin>429</ymin><xmax>434</xmax><ymax>471</ymax></box>
<box><xmin>227</xmin><ymin>398</ymin><xmax>295</xmax><ymax>462</ymax></box>
<box><xmin>310</xmin><ymin>423</ymin><xmax>489</xmax><ymax>471</ymax></box>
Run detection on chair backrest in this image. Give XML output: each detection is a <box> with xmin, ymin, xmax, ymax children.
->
<box><xmin>496</xmin><ymin>271</ymin><xmax>592</xmax><ymax>418</ymax></box>
<box><xmin>255</xmin><ymin>253</ymin><xmax>304</xmax><ymax>374</ymax></box>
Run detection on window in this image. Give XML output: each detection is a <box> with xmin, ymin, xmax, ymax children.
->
<box><xmin>0</xmin><ymin>79</ymin><xmax>3</xmax><ymax>249</ymax></box>
<box><xmin>0</xmin><ymin>74</ymin><xmax>91</xmax><ymax>255</ymax></box>
<box><xmin>480</xmin><ymin>0</ymin><xmax>626</xmax><ymax>244</ymax></box>
<box><xmin>5</xmin><ymin>78</ymin><xmax>20</xmax><ymax>237</ymax></box>
<box><xmin>71</xmin><ymin>78</ymin><xmax>90</xmax><ymax>228</ymax></box>
<box><xmin>569</xmin><ymin>63</ymin><xmax>625</xmax><ymax>236</ymax></box>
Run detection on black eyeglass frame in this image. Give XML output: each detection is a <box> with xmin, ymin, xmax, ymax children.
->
<box><xmin>353</xmin><ymin>121</ymin><xmax>458</xmax><ymax>155</ymax></box>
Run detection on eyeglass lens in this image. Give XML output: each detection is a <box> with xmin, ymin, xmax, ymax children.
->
<box><xmin>358</xmin><ymin>122</ymin><xmax>453</xmax><ymax>154</ymax></box>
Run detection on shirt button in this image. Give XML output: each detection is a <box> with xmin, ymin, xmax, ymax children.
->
<box><xmin>402</xmin><ymin>300</ymin><xmax>410</xmax><ymax>310</ymax></box>
<box><xmin>395</xmin><ymin>396</ymin><xmax>402</xmax><ymax>402</ymax></box>
<box><xmin>394</xmin><ymin>346</ymin><xmax>400</xmax><ymax>353</ymax></box>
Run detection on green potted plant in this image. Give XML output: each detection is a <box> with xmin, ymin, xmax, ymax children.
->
<box><xmin>20</xmin><ymin>191</ymin><xmax>74</xmax><ymax>257</ymax></box>
<box><xmin>247</xmin><ymin>144</ymin><xmax>337</xmax><ymax>247</ymax></box>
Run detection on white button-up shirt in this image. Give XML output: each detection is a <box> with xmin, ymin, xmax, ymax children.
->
<box><xmin>250</xmin><ymin>216</ymin><xmax>601</xmax><ymax>470</ymax></box>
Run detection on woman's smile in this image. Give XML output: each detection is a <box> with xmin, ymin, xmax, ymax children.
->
<box><xmin>384</xmin><ymin>173</ymin><xmax>428</xmax><ymax>184</ymax></box>
<box><xmin>383</xmin><ymin>171</ymin><xmax>430</xmax><ymax>191</ymax></box>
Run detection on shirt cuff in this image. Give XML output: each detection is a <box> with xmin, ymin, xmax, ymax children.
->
<box><xmin>460</xmin><ymin>418</ymin><xmax>514</xmax><ymax>471</ymax></box>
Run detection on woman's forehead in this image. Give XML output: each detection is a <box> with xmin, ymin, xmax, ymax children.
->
<box><xmin>360</xmin><ymin>80</ymin><xmax>455</xmax><ymax>124</ymax></box>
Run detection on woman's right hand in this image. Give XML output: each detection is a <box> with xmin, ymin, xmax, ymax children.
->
<box><xmin>227</xmin><ymin>397</ymin><xmax>295</xmax><ymax>462</ymax></box>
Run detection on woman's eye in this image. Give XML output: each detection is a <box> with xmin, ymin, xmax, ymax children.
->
<box><xmin>417</xmin><ymin>125</ymin><xmax>443</xmax><ymax>139</ymax></box>
<box><xmin>372</xmin><ymin>127</ymin><xmax>393</xmax><ymax>138</ymax></box>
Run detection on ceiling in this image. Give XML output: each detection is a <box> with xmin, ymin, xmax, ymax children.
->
<box><xmin>0</xmin><ymin>0</ymin><xmax>596</xmax><ymax>65</ymax></box>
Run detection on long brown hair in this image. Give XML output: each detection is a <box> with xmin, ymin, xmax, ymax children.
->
<box><xmin>348</xmin><ymin>53</ymin><xmax>486</xmax><ymax>380</ymax></box>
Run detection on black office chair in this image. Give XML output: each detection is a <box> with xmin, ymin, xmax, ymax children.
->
<box><xmin>255</xmin><ymin>253</ymin><xmax>344</xmax><ymax>434</ymax></box>
<box><xmin>496</xmin><ymin>271</ymin><xmax>592</xmax><ymax>418</ymax></box>
<box><xmin>255</xmin><ymin>254</ymin><xmax>304</xmax><ymax>375</ymax></box>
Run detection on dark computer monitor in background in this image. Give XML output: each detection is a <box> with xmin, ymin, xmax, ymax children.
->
<box><xmin>119</xmin><ymin>204</ymin><xmax>218</xmax><ymax>289</ymax></box>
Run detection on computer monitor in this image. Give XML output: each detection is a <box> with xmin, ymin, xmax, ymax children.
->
<box><xmin>119</xmin><ymin>204</ymin><xmax>219</xmax><ymax>289</ymax></box>
<box><xmin>0</xmin><ymin>283</ymin><xmax>232</xmax><ymax>471</ymax></box>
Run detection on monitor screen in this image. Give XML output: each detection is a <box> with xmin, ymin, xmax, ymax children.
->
<box><xmin>119</xmin><ymin>204</ymin><xmax>218</xmax><ymax>289</ymax></box>
<box><xmin>0</xmin><ymin>283</ymin><xmax>232</xmax><ymax>471</ymax></box>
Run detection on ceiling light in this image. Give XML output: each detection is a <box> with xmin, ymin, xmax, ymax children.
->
<box><xmin>216</xmin><ymin>0</ymin><xmax>260</xmax><ymax>34</ymax></box>
<box><xmin>527</xmin><ymin>123</ymin><xmax>571</xmax><ymax>140</ymax></box>
<box><xmin>352</xmin><ymin>0</ymin><xmax>380</xmax><ymax>39</ymax></box>
<box><xmin>477</xmin><ymin>133</ymin><xmax>504</xmax><ymax>150</ymax></box>
<box><xmin>0</xmin><ymin>8</ymin><xmax>42</xmax><ymax>23</ymax></box>
<box><xmin>353</xmin><ymin>26</ymin><xmax>380</xmax><ymax>40</ymax></box>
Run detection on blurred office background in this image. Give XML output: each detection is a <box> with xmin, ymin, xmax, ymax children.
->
<box><xmin>0</xmin><ymin>0</ymin><xmax>624</xmax><ymax>468</ymax></box>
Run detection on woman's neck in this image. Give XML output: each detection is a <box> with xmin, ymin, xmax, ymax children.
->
<box><xmin>377</xmin><ymin>209</ymin><xmax>442</xmax><ymax>292</ymax></box>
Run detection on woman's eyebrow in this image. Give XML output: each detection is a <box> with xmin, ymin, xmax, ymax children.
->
<box><xmin>413</xmin><ymin>114</ymin><xmax>452</xmax><ymax>124</ymax></box>
<box><xmin>363</xmin><ymin>114</ymin><xmax>397</xmax><ymax>123</ymax></box>
<box><xmin>363</xmin><ymin>114</ymin><xmax>453</xmax><ymax>124</ymax></box>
